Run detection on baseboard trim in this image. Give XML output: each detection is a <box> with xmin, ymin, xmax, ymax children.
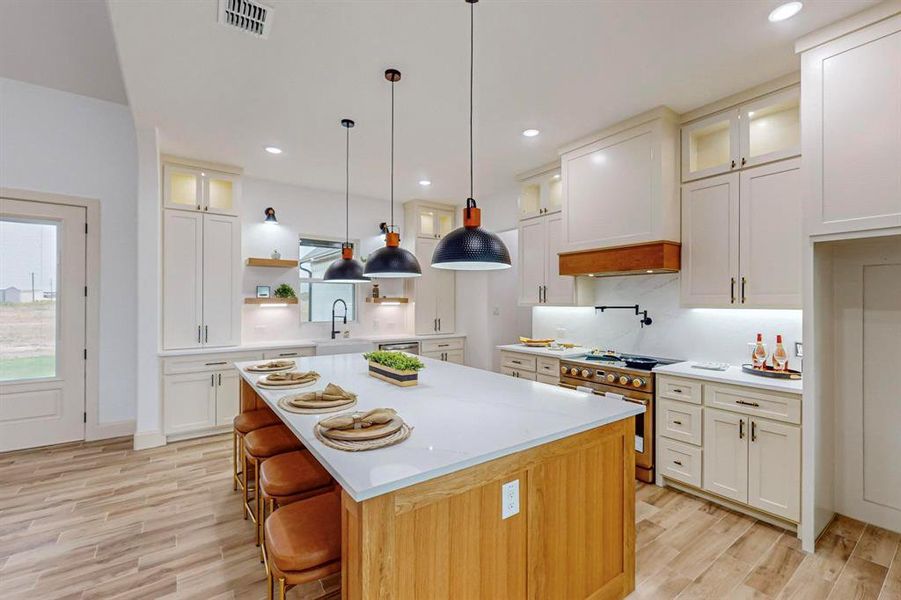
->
<box><xmin>133</xmin><ymin>429</ymin><xmax>167</xmax><ymax>450</ymax></box>
<box><xmin>165</xmin><ymin>426</ymin><xmax>231</xmax><ymax>444</ymax></box>
<box><xmin>86</xmin><ymin>419</ymin><xmax>136</xmax><ymax>441</ymax></box>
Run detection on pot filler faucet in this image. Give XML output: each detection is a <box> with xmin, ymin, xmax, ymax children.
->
<box><xmin>331</xmin><ymin>299</ymin><xmax>348</xmax><ymax>340</ymax></box>
<box><xmin>595</xmin><ymin>304</ymin><xmax>653</xmax><ymax>328</ymax></box>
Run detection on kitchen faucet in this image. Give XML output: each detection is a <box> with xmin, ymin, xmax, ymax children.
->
<box><xmin>331</xmin><ymin>299</ymin><xmax>348</xmax><ymax>340</ymax></box>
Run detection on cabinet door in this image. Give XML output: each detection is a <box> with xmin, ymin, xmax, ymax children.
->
<box><xmin>417</xmin><ymin>207</ymin><xmax>455</xmax><ymax>239</ymax></box>
<box><xmin>163</xmin><ymin>164</ymin><xmax>202</xmax><ymax>212</ymax></box>
<box><xmin>543</xmin><ymin>213</ymin><xmax>574</xmax><ymax>305</ymax></box>
<box><xmin>163</xmin><ymin>210</ymin><xmax>203</xmax><ymax>350</ymax></box>
<box><xmin>444</xmin><ymin>349</ymin><xmax>464</xmax><ymax>364</ymax></box>
<box><xmin>545</xmin><ymin>172</ymin><xmax>562</xmax><ymax>214</ymax></box>
<box><xmin>421</xmin><ymin>350</ymin><xmax>442</xmax><ymax>360</ymax></box>
<box><xmin>202</xmin><ymin>214</ymin><xmax>241</xmax><ymax>347</ymax></box>
<box><xmin>413</xmin><ymin>238</ymin><xmax>439</xmax><ymax>335</ymax></box>
<box><xmin>681</xmin><ymin>174</ymin><xmax>739</xmax><ymax>307</ymax></box>
<box><xmin>215</xmin><ymin>370</ymin><xmax>240</xmax><ymax>427</ymax></box>
<box><xmin>518</xmin><ymin>179</ymin><xmax>542</xmax><ymax>220</ymax></box>
<box><xmin>518</xmin><ymin>218</ymin><xmax>546</xmax><ymax>305</ymax></box>
<box><xmin>204</xmin><ymin>172</ymin><xmax>239</xmax><ymax>216</ymax></box>
<box><xmin>164</xmin><ymin>372</ymin><xmax>217</xmax><ymax>435</ymax></box>
<box><xmin>739</xmin><ymin>87</ymin><xmax>800</xmax><ymax>170</ymax></box>
<box><xmin>681</xmin><ymin>109</ymin><xmax>740</xmax><ymax>182</ymax></box>
<box><xmin>802</xmin><ymin>19</ymin><xmax>901</xmax><ymax>235</ymax></box>
<box><xmin>435</xmin><ymin>268</ymin><xmax>455</xmax><ymax>334</ymax></box>
<box><xmin>702</xmin><ymin>408</ymin><xmax>748</xmax><ymax>503</ymax></box>
<box><xmin>748</xmin><ymin>418</ymin><xmax>800</xmax><ymax>522</ymax></box>
<box><xmin>739</xmin><ymin>160</ymin><xmax>802</xmax><ymax>308</ymax></box>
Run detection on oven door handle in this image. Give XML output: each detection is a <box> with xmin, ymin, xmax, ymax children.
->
<box><xmin>622</xmin><ymin>396</ymin><xmax>648</xmax><ymax>406</ymax></box>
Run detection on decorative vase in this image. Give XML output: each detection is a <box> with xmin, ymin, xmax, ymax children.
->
<box><xmin>271</xmin><ymin>249</ymin><xmax>281</xmax><ymax>259</ymax></box>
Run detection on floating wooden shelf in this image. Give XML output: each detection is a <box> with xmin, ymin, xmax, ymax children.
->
<box><xmin>245</xmin><ymin>257</ymin><xmax>299</xmax><ymax>268</ymax></box>
<box><xmin>365</xmin><ymin>297</ymin><xmax>409</xmax><ymax>304</ymax></box>
<box><xmin>245</xmin><ymin>297</ymin><xmax>298</xmax><ymax>305</ymax></box>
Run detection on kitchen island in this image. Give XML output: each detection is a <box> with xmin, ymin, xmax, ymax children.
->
<box><xmin>237</xmin><ymin>354</ymin><xmax>644</xmax><ymax>600</ymax></box>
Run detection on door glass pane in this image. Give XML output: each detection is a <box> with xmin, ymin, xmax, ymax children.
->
<box><xmin>747</xmin><ymin>101</ymin><xmax>800</xmax><ymax>159</ymax></box>
<box><xmin>0</xmin><ymin>219</ymin><xmax>58</xmax><ymax>381</ymax></box>
<box><xmin>688</xmin><ymin>118</ymin><xmax>732</xmax><ymax>173</ymax></box>
<box><xmin>207</xmin><ymin>177</ymin><xmax>233</xmax><ymax>212</ymax></box>
<box><xmin>547</xmin><ymin>175</ymin><xmax>562</xmax><ymax>211</ymax></box>
<box><xmin>519</xmin><ymin>183</ymin><xmax>540</xmax><ymax>217</ymax></box>
<box><xmin>168</xmin><ymin>171</ymin><xmax>198</xmax><ymax>207</ymax></box>
<box><xmin>437</xmin><ymin>212</ymin><xmax>454</xmax><ymax>237</ymax></box>
<box><xmin>419</xmin><ymin>211</ymin><xmax>436</xmax><ymax>236</ymax></box>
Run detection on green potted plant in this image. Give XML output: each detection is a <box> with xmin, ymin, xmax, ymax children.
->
<box><xmin>363</xmin><ymin>351</ymin><xmax>424</xmax><ymax>387</ymax></box>
<box><xmin>274</xmin><ymin>283</ymin><xmax>296</xmax><ymax>299</ymax></box>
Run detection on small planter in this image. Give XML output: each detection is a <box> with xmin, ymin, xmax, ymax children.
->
<box><xmin>368</xmin><ymin>361</ymin><xmax>419</xmax><ymax>387</ymax></box>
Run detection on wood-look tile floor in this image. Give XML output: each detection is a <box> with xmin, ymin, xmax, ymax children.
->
<box><xmin>1</xmin><ymin>435</ymin><xmax>898</xmax><ymax>600</ymax></box>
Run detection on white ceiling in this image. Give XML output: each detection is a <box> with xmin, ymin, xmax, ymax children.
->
<box><xmin>106</xmin><ymin>0</ymin><xmax>874</xmax><ymax>203</ymax></box>
<box><xmin>0</xmin><ymin>0</ymin><xmax>128</xmax><ymax>105</ymax></box>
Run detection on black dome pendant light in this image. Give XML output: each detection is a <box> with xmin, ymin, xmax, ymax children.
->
<box><xmin>432</xmin><ymin>0</ymin><xmax>511</xmax><ymax>271</ymax></box>
<box><xmin>363</xmin><ymin>69</ymin><xmax>422</xmax><ymax>279</ymax></box>
<box><xmin>324</xmin><ymin>118</ymin><xmax>369</xmax><ymax>283</ymax></box>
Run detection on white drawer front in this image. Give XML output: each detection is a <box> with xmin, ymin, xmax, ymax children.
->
<box><xmin>261</xmin><ymin>347</ymin><xmax>315</xmax><ymax>359</ymax></box>
<box><xmin>501</xmin><ymin>352</ymin><xmax>537</xmax><ymax>373</ymax></box>
<box><xmin>536</xmin><ymin>373</ymin><xmax>560</xmax><ymax>386</ymax></box>
<box><xmin>657</xmin><ymin>376</ymin><xmax>702</xmax><ymax>404</ymax></box>
<box><xmin>501</xmin><ymin>366</ymin><xmax>537</xmax><ymax>381</ymax></box>
<box><xmin>704</xmin><ymin>383</ymin><xmax>801</xmax><ymax>424</ymax></box>
<box><xmin>537</xmin><ymin>356</ymin><xmax>560</xmax><ymax>375</ymax></box>
<box><xmin>422</xmin><ymin>338</ymin><xmax>464</xmax><ymax>354</ymax></box>
<box><xmin>658</xmin><ymin>437</ymin><xmax>702</xmax><ymax>487</ymax></box>
<box><xmin>658</xmin><ymin>398</ymin><xmax>703</xmax><ymax>446</ymax></box>
<box><xmin>162</xmin><ymin>351</ymin><xmax>262</xmax><ymax>375</ymax></box>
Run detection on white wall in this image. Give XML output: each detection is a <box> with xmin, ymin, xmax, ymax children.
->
<box><xmin>0</xmin><ymin>77</ymin><xmax>138</xmax><ymax>424</ymax></box>
<box><xmin>532</xmin><ymin>273</ymin><xmax>803</xmax><ymax>367</ymax></box>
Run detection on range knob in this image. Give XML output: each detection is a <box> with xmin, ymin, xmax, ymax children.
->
<box><xmin>606</xmin><ymin>373</ymin><xmax>617</xmax><ymax>383</ymax></box>
<box><xmin>570</xmin><ymin>367</ymin><xmax>580</xmax><ymax>376</ymax></box>
<box><xmin>619</xmin><ymin>375</ymin><xmax>630</xmax><ymax>386</ymax></box>
<box><xmin>561</xmin><ymin>365</ymin><xmax>568</xmax><ymax>374</ymax></box>
<box><xmin>632</xmin><ymin>377</ymin><xmax>645</xmax><ymax>388</ymax></box>
<box><xmin>581</xmin><ymin>369</ymin><xmax>591</xmax><ymax>378</ymax></box>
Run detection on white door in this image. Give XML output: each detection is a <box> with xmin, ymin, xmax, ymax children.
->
<box><xmin>215</xmin><ymin>369</ymin><xmax>240</xmax><ymax>427</ymax></box>
<box><xmin>543</xmin><ymin>213</ymin><xmax>574</xmax><ymax>305</ymax></box>
<box><xmin>413</xmin><ymin>238</ymin><xmax>438</xmax><ymax>335</ymax></box>
<box><xmin>518</xmin><ymin>218</ymin><xmax>545</xmax><ymax>305</ymax></box>
<box><xmin>435</xmin><ymin>268</ymin><xmax>455</xmax><ymax>334</ymax></box>
<box><xmin>201</xmin><ymin>214</ymin><xmax>240</xmax><ymax>347</ymax></box>
<box><xmin>739</xmin><ymin>160</ymin><xmax>802</xmax><ymax>308</ymax></box>
<box><xmin>748</xmin><ymin>418</ymin><xmax>800</xmax><ymax>522</ymax></box>
<box><xmin>681</xmin><ymin>109</ymin><xmax>740</xmax><ymax>182</ymax></box>
<box><xmin>163</xmin><ymin>164</ymin><xmax>202</xmax><ymax>212</ymax></box>
<box><xmin>681</xmin><ymin>174</ymin><xmax>740</xmax><ymax>307</ymax></box>
<box><xmin>163</xmin><ymin>371</ymin><xmax>216</xmax><ymax>435</ymax></box>
<box><xmin>163</xmin><ymin>210</ymin><xmax>203</xmax><ymax>349</ymax></box>
<box><xmin>703</xmin><ymin>407</ymin><xmax>748</xmax><ymax>503</ymax></box>
<box><xmin>0</xmin><ymin>198</ymin><xmax>86</xmax><ymax>451</ymax></box>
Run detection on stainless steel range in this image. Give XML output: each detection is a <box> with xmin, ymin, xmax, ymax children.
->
<box><xmin>559</xmin><ymin>352</ymin><xmax>681</xmax><ymax>483</ymax></box>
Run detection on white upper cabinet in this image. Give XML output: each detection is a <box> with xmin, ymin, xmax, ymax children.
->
<box><xmin>406</xmin><ymin>201</ymin><xmax>456</xmax><ymax>240</ymax></box>
<box><xmin>410</xmin><ymin>235</ymin><xmax>456</xmax><ymax>335</ymax></box>
<box><xmin>201</xmin><ymin>214</ymin><xmax>241</xmax><ymax>347</ymax></box>
<box><xmin>518</xmin><ymin>166</ymin><xmax>562</xmax><ymax>221</ymax></box>
<box><xmin>518</xmin><ymin>218</ymin><xmax>546</xmax><ymax>305</ymax></box>
<box><xmin>560</xmin><ymin>108</ymin><xmax>680</xmax><ymax>253</ymax></box>
<box><xmin>800</xmin><ymin>13</ymin><xmax>901</xmax><ymax>236</ymax></box>
<box><xmin>517</xmin><ymin>212</ymin><xmax>590</xmax><ymax>307</ymax></box>
<box><xmin>681</xmin><ymin>86</ymin><xmax>800</xmax><ymax>183</ymax></box>
<box><xmin>163</xmin><ymin>162</ymin><xmax>240</xmax><ymax>217</ymax></box>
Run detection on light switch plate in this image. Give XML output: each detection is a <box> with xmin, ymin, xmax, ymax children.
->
<box><xmin>501</xmin><ymin>479</ymin><xmax>520</xmax><ymax>519</ymax></box>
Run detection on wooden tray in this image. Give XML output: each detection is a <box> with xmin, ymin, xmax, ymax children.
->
<box><xmin>318</xmin><ymin>416</ymin><xmax>404</xmax><ymax>441</ymax></box>
<box><xmin>741</xmin><ymin>364</ymin><xmax>801</xmax><ymax>380</ymax></box>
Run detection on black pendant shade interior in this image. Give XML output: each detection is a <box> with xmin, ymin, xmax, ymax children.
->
<box><xmin>363</xmin><ymin>69</ymin><xmax>422</xmax><ymax>279</ymax></box>
<box><xmin>324</xmin><ymin>118</ymin><xmax>369</xmax><ymax>283</ymax></box>
<box><xmin>432</xmin><ymin>0</ymin><xmax>511</xmax><ymax>271</ymax></box>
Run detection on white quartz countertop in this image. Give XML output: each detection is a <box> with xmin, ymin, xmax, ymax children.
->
<box><xmin>237</xmin><ymin>354</ymin><xmax>644</xmax><ymax>502</ymax></box>
<box><xmin>653</xmin><ymin>362</ymin><xmax>803</xmax><ymax>394</ymax></box>
<box><xmin>496</xmin><ymin>344</ymin><xmax>587</xmax><ymax>359</ymax></box>
<box><xmin>159</xmin><ymin>333</ymin><xmax>465</xmax><ymax>357</ymax></box>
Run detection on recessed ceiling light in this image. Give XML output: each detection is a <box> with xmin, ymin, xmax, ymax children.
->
<box><xmin>264</xmin><ymin>146</ymin><xmax>283</xmax><ymax>154</ymax></box>
<box><xmin>522</xmin><ymin>129</ymin><xmax>540</xmax><ymax>137</ymax></box>
<box><xmin>418</xmin><ymin>180</ymin><xmax>431</xmax><ymax>186</ymax></box>
<box><xmin>768</xmin><ymin>2</ymin><xmax>803</xmax><ymax>22</ymax></box>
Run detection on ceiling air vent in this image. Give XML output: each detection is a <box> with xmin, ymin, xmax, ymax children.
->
<box><xmin>218</xmin><ymin>0</ymin><xmax>273</xmax><ymax>38</ymax></box>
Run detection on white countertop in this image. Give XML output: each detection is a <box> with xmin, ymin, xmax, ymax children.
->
<box><xmin>653</xmin><ymin>362</ymin><xmax>803</xmax><ymax>394</ymax></box>
<box><xmin>496</xmin><ymin>344</ymin><xmax>587</xmax><ymax>359</ymax></box>
<box><xmin>159</xmin><ymin>333</ymin><xmax>465</xmax><ymax>357</ymax></box>
<box><xmin>237</xmin><ymin>354</ymin><xmax>644</xmax><ymax>502</ymax></box>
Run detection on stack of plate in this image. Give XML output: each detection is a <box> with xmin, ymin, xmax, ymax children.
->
<box><xmin>246</xmin><ymin>359</ymin><xmax>296</xmax><ymax>373</ymax></box>
<box><xmin>277</xmin><ymin>383</ymin><xmax>357</xmax><ymax>414</ymax></box>
<box><xmin>257</xmin><ymin>370</ymin><xmax>320</xmax><ymax>389</ymax></box>
<box><xmin>314</xmin><ymin>408</ymin><xmax>411</xmax><ymax>452</ymax></box>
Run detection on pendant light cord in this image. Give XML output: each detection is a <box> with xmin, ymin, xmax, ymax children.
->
<box><xmin>469</xmin><ymin>0</ymin><xmax>474</xmax><ymax>202</ymax></box>
<box><xmin>390</xmin><ymin>78</ymin><xmax>396</xmax><ymax>229</ymax></box>
<box><xmin>345</xmin><ymin>123</ymin><xmax>350</xmax><ymax>245</ymax></box>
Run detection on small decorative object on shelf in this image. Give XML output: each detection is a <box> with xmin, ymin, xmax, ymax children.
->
<box><xmin>752</xmin><ymin>333</ymin><xmax>768</xmax><ymax>368</ymax></box>
<box><xmin>772</xmin><ymin>334</ymin><xmax>788</xmax><ymax>371</ymax></box>
<box><xmin>364</xmin><ymin>351</ymin><xmax>424</xmax><ymax>387</ymax></box>
<box><xmin>271</xmin><ymin>249</ymin><xmax>281</xmax><ymax>259</ymax></box>
<box><xmin>274</xmin><ymin>283</ymin><xmax>296</xmax><ymax>299</ymax></box>
<box><xmin>256</xmin><ymin>285</ymin><xmax>271</xmax><ymax>298</ymax></box>
<box><xmin>371</xmin><ymin>283</ymin><xmax>380</xmax><ymax>298</ymax></box>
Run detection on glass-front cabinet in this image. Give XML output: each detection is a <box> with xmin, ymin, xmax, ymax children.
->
<box><xmin>405</xmin><ymin>203</ymin><xmax>455</xmax><ymax>240</ymax></box>
<box><xmin>163</xmin><ymin>163</ymin><xmax>240</xmax><ymax>216</ymax></box>
<box><xmin>681</xmin><ymin>85</ymin><xmax>800</xmax><ymax>182</ymax></box>
<box><xmin>518</xmin><ymin>166</ymin><xmax>562</xmax><ymax>221</ymax></box>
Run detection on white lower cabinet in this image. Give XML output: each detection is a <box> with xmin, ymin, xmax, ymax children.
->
<box><xmin>748</xmin><ymin>417</ymin><xmax>801</xmax><ymax>521</ymax></box>
<box><xmin>501</xmin><ymin>366</ymin><xmax>537</xmax><ymax>381</ymax></box>
<box><xmin>164</xmin><ymin>372</ymin><xmax>217</xmax><ymax>435</ymax></box>
<box><xmin>214</xmin><ymin>370</ymin><xmax>240</xmax><ymax>427</ymax></box>
<box><xmin>498</xmin><ymin>351</ymin><xmax>560</xmax><ymax>385</ymax></box>
<box><xmin>702</xmin><ymin>407</ymin><xmax>749</xmax><ymax>503</ymax></box>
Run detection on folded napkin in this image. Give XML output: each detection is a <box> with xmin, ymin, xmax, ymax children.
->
<box><xmin>260</xmin><ymin>360</ymin><xmax>294</xmax><ymax>369</ymax></box>
<box><xmin>262</xmin><ymin>370</ymin><xmax>319</xmax><ymax>385</ymax></box>
<box><xmin>319</xmin><ymin>408</ymin><xmax>397</xmax><ymax>431</ymax></box>
<box><xmin>287</xmin><ymin>383</ymin><xmax>357</xmax><ymax>407</ymax></box>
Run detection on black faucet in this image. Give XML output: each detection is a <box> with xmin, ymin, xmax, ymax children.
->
<box><xmin>331</xmin><ymin>298</ymin><xmax>348</xmax><ymax>340</ymax></box>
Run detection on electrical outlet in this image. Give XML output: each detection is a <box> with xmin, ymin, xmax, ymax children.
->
<box><xmin>795</xmin><ymin>342</ymin><xmax>803</xmax><ymax>357</ymax></box>
<box><xmin>501</xmin><ymin>479</ymin><xmax>519</xmax><ymax>519</ymax></box>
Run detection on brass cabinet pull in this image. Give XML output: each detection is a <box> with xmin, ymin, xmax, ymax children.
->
<box><xmin>741</xmin><ymin>157</ymin><xmax>747</xmax><ymax>166</ymax></box>
<box><xmin>739</xmin><ymin>419</ymin><xmax>745</xmax><ymax>439</ymax></box>
<box><xmin>205</xmin><ymin>361</ymin><xmax>227</xmax><ymax>366</ymax></box>
<box><xmin>673</xmin><ymin>388</ymin><xmax>683</xmax><ymax>393</ymax></box>
<box><xmin>204</xmin><ymin>325</ymin><xmax>209</xmax><ymax>343</ymax></box>
<box><xmin>730</xmin><ymin>277</ymin><xmax>736</xmax><ymax>304</ymax></box>
<box><xmin>673</xmin><ymin>420</ymin><xmax>683</xmax><ymax>425</ymax></box>
<box><xmin>736</xmin><ymin>399</ymin><xmax>760</xmax><ymax>407</ymax></box>
<box><xmin>731</xmin><ymin>159</ymin><xmax>736</xmax><ymax>169</ymax></box>
<box><xmin>278</xmin><ymin>352</ymin><xmax>298</xmax><ymax>357</ymax></box>
<box><xmin>438</xmin><ymin>318</ymin><xmax>441</xmax><ymax>331</ymax></box>
<box><xmin>218</xmin><ymin>373</ymin><xmax>222</xmax><ymax>386</ymax></box>
<box><xmin>197</xmin><ymin>325</ymin><xmax>202</xmax><ymax>343</ymax></box>
<box><xmin>751</xmin><ymin>420</ymin><xmax>757</xmax><ymax>442</ymax></box>
<box><xmin>741</xmin><ymin>277</ymin><xmax>747</xmax><ymax>303</ymax></box>
<box><xmin>673</xmin><ymin>460</ymin><xmax>683</xmax><ymax>466</ymax></box>
<box><xmin>210</xmin><ymin>374</ymin><xmax>215</xmax><ymax>387</ymax></box>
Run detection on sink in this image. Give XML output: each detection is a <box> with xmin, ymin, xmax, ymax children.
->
<box><xmin>313</xmin><ymin>338</ymin><xmax>375</xmax><ymax>356</ymax></box>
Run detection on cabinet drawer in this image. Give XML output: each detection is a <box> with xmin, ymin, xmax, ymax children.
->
<box><xmin>657</xmin><ymin>376</ymin><xmax>702</xmax><ymax>404</ymax></box>
<box><xmin>162</xmin><ymin>351</ymin><xmax>262</xmax><ymax>375</ymax></box>
<box><xmin>421</xmin><ymin>338</ymin><xmax>464</xmax><ymax>354</ymax></box>
<box><xmin>658</xmin><ymin>399</ymin><xmax>703</xmax><ymax>446</ymax></box>
<box><xmin>536</xmin><ymin>373</ymin><xmax>560</xmax><ymax>386</ymax></box>
<box><xmin>501</xmin><ymin>366</ymin><xmax>537</xmax><ymax>381</ymax></box>
<box><xmin>704</xmin><ymin>383</ymin><xmax>801</xmax><ymax>425</ymax></box>
<box><xmin>658</xmin><ymin>438</ymin><xmax>702</xmax><ymax>487</ymax></box>
<box><xmin>537</xmin><ymin>357</ymin><xmax>560</xmax><ymax>375</ymax></box>
<box><xmin>261</xmin><ymin>347</ymin><xmax>315</xmax><ymax>359</ymax></box>
<box><xmin>501</xmin><ymin>352</ymin><xmax>537</xmax><ymax>372</ymax></box>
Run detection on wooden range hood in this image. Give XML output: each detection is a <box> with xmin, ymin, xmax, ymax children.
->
<box><xmin>559</xmin><ymin>241</ymin><xmax>680</xmax><ymax>277</ymax></box>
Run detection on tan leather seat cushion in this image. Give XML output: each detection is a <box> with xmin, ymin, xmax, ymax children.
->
<box><xmin>243</xmin><ymin>425</ymin><xmax>303</xmax><ymax>458</ymax></box>
<box><xmin>234</xmin><ymin>408</ymin><xmax>281</xmax><ymax>434</ymax></box>
<box><xmin>261</xmin><ymin>451</ymin><xmax>332</xmax><ymax>497</ymax></box>
<box><xmin>265</xmin><ymin>490</ymin><xmax>341</xmax><ymax>574</ymax></box>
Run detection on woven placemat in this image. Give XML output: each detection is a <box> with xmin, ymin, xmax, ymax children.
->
<box><xmin>314</xmin><ymin>422</ymin><xmax>412</xmax><ymax>452</ymax></box>
<box><xmin>277</xmin><ymin>396</ymin><xmax>357</xmax><ymax>414</ymax></box>
<box><xmin>257</xmin><ymin>377</ymin><xmax>319</xmax><ymax>390</ymax></box>
<box><xmin>246</xmin><ymin>360</ymin><xmax>296</xmax><ymax>373</ymax></box>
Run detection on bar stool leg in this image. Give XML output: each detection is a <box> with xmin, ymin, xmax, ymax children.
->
<box><xmin>243</xmin><ymin>455</ymin><xmax>258</xmax><ymax>524</ymax></box>
<box><xmin>260</xmin><ymin>496</ymin><xmax>276</xmax><ymax>562</ymax></box>
<box><xmin>254</xmin><ymin>458</ymin><xmax>262</xmax><ymax>543</ymax></box>
<box><xmin>232</xmin><ymin>429</ymin><xmax>238</xmax><ymax>491</ymax></box>
<box><xmin>278</xmin><ymin>578</ymin><xmax>286</xmax><ymax>600</ymax></box>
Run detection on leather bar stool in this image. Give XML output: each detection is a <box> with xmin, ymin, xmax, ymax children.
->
<box><xmin>243</xmin><ymin>424</ymin><xmax>304</xmax><ymax>534</ymax></box>
<box><xmin>263</xmin><ymin>490</ymin><xmax>341</xmax><ymax>600</ymax></box>
<box><xmin>233</xmin><ymin>408</ymin><xmax>282</xmax><ymax>492</ymax></box>
<box><xmin>258</xmin><ymin>450</ymin><xmax>334</xmax><ymax>551</ymax></box>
